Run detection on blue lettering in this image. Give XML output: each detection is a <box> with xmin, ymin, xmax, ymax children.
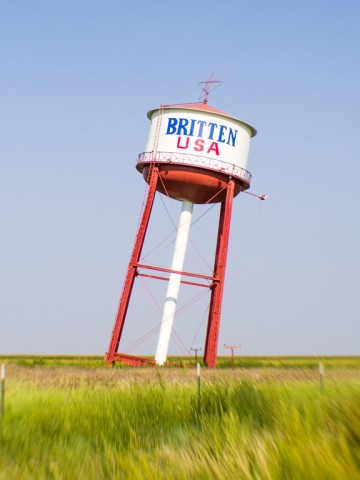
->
<box><xmin>167</xmin><ymin>117</ymin><xmax>237</xmax><ymax>147</ymax></box>
<box><xmin>218</xmin><ymin>125</ymin><xmax>228</xmax><ymax>143</ymax></box>
<box><xmin>166</xmin><ymin>118</ymin><xmax>178</xmax><ymax>135</ymax></box>
<box><xmin>177</xmin><ymin>118</ymin><xmax>189</xmax><ymax>136</ymax></box>
<box><xmin>189</xmin><ymin>119</ymin><xmax>196</xmax><ymax>136</ymax></box>
<box><xmin>227</xmin><ymin>128</ymin><xmax>237</xmax><ymax>147</ymax></box>
<box><xmin>196</xmin><ymin>120</ymin><xmax>207</xmax><ymax>138</ymax></box>
<box><xmin>208</xmin><ymin>122</ymin><xmax>218</xmax><ymax>140</ymax></box>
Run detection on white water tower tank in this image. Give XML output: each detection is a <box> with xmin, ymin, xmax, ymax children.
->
<box><xmin>137</xmin><ymin>102</ymin><xmax>256</xmax><ymax>204</ymax></box>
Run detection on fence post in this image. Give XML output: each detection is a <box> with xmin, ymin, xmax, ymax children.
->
<box><xmin>1</xmin><ymin>364</ymin><xmax>5</xmax><ymax>419</ymax></box>
<box><xmin>197</xmin><ymin>362</ymin><xmax>201</xmax><ymax>416</ymax></box>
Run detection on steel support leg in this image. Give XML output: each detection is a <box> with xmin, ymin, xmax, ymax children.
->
<box><xmin>106</xmin><ymin>167</ymin><xmax>159</xmax><ymax>364</ymax></box>
<box><xmin>204</xmin><ymin>179</ymin><xmax>235</xmax><ymax>368</ymax></box>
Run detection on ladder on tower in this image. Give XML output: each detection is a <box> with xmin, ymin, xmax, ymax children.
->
<box><xmin>105</xmin><ymin>164</ymin><xmax>160</xmax><ymax>365</ymax></box>
<box><xmin>151</xmin><ymin>104</ymin><xmax>165</xmax><ymax>162</ymax></box>
<box><xmin>106</xmin><ymin>105</ymin><xmax>171</xmax><ymax>365</ymax></box>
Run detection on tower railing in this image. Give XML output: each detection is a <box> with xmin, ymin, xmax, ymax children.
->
<box><xmin>137</xmin><ymin>151</ymin><xmax>252</xmax><ymax>185</ymax></box>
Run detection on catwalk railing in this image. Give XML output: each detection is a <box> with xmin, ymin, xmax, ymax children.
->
<box><xmin>137</xmin><ymin>151</ymin><xmax>252</xmax><ymax>185</ymax></box>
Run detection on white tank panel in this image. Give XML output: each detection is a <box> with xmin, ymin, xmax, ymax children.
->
<box><xmin>145</xmin><ymin>106</ymin><xmax>255</xmax><ymax>171</ymax></box>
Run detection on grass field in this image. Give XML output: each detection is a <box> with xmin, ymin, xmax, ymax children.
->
<box><xmin>1</xmin><ymin>354</ymin><xmax>359</xmax><ymax>369</ymax></box>
<box><xmin>0</xmin><ymin>356</ymin><xmax>359</xmax><ymax>479</ymax></box>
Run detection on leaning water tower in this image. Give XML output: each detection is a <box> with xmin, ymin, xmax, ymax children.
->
<box><xmin>106</xmin><ymin>88</ymin><xmax>257</xmax><ymax>368</ymax></box>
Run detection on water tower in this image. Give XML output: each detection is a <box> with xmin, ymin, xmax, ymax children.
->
<box><xmin>105</xmin><ymin>95</ymin><xmax>256</xmax><ymax>368</ymax></box>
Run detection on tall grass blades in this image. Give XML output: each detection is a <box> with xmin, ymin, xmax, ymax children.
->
<box><xmin>0</xmin><ymin>364</ymin><xmax>359</xmax><ymax>479</ymax></box>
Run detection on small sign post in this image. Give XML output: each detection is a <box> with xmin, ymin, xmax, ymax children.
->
<box><xmin>1</xmin><ymin>364</ymin><xmax>5</xmax><ymax>419</ymax></box>
<box><xmin>191</xmin><ymin>347</ymin><xmax>201</xmax><ymax>365</ymax></box>
<box><xmin>224</xmin><ymin>344</ymin><xmax>241</xmax><ymax>369</ymax></box>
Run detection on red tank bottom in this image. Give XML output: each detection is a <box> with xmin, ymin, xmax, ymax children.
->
<box><xmin>142</xmin><ymin>165</ymin><xmax>248</xmax><ymax>204</ymax></box>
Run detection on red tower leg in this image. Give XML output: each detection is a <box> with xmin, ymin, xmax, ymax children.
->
<box><xmin>105</xmin><ymin>166</ymin><xmax>159</xmax><ymax>364</ymax></box>
<box><xmin>204</xmin><ymin>178</ymin><xmax>235</xmax><ymax>368</ymax></box>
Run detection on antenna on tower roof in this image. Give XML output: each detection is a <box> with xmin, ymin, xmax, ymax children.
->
<box><xmin>198</xmin><ymin>72</ymin><xmax>224</xmax><ymax>104</ymax></box>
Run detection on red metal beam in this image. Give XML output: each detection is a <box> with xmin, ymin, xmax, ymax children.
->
<box><xmin>137</xmin><ymin>272</ymin><xmax>212</xmax><ymax>289</ymax></box>
<box><xmin>135</xmin><ymin>263</ymin><xmax>217</xmax><ymax>282</ymax></box>
<box><xmin>113</xmin><ymin>353</ymin><xmax>156</xmax><ymax>367</ymax></box>
<box><xmin>204</xmin><ymin>178</ymin><xmax>235</xmax><ymax>368</ymax></box>
<box><xmin>105</xmin><ymin>166</ymin><xmax>160</xmax><ymax>364</ymax></box>
<box><xmin>112</xmin><ymin>353</ymin><xmax>194</xmax><ymax>368</ymax></box>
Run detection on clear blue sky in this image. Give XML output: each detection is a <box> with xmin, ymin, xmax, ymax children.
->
<box><xmin>1</xmin><ymin>1</ymin><xmax>359</xmax><ymax>356</ymax></box>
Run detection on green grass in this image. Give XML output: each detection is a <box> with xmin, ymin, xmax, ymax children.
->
<box><xmin>0</xmin><ymin>362</ymin><xmax>359</xmax><ymax>479</ymax></box>
<box><xmin>0</xmin><ymin>355</ymin><xmax>106</xmax><ymax>368</ymax></box>
<box><xmin>1</xmin><ymin>354</ymin><xmax>359</xmax><ymax>369</ymax></box>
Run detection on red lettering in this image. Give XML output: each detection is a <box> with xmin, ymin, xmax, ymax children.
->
<box><xmin>177</xmin><ymin>136</ymin><xmax>189</xmax><ymax>149</ymax></box>
<box><xmin>207</xmin><ymin>142</ymin><xmax>219</xmax><ymax>155</ymax></box>
<box><xmin>194</xmin><ymin>138</ymin><xmax>204</xmax><ymax>152</ymax></box>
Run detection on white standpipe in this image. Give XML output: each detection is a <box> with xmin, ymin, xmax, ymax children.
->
<box><xmin>155</xmin><ymin>200</ymin><xmax>193</xmax><ymax>365</ymax></box>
